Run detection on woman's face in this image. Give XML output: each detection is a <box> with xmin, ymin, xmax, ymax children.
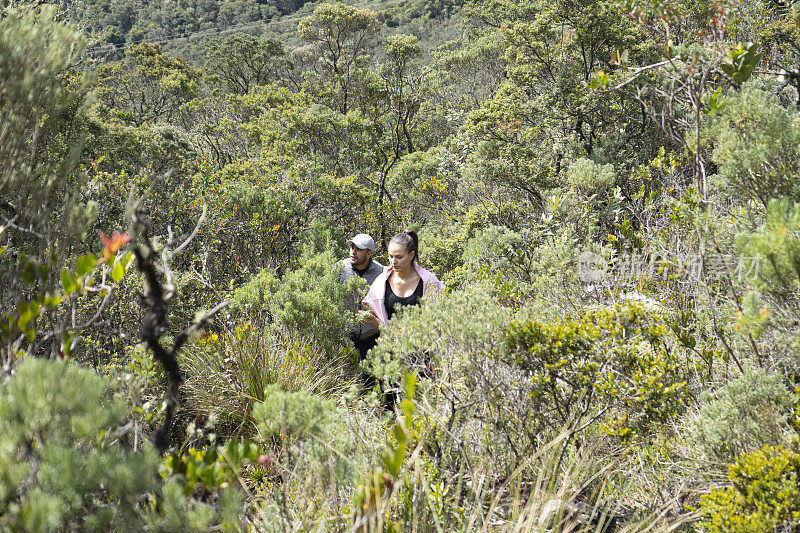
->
<box><xmin>388</xmin><ymin>242</ymin><xmax>415</xmax><ymax>273</ymax></box>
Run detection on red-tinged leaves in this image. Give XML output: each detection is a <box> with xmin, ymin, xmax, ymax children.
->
<box><xmin>99</xmin><ymin>230</ymin><xmax>131</xmax><ymax>262</ymax></box>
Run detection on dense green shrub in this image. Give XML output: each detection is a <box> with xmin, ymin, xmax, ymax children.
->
<box><xmin>367</xmin><ymin>284</ymin><xmax>520</xmax><ymax>475</ymax></box>
<box><xmin>566</xmin><ymin>157</ymin><xmax>617</xmax><ymax>194</ymax></box>
<box><xmin>686</xmin><ymin>369</ymin><xmax>794</xmax><ymax>463</ymax></box>
<box><xmin>247</xmin><ymin>385</ymin><xmax>389</xmax><ymax>531</ymax></box>
<box><xmin>736</xmin><ymin>199</ymin><xmax>800</xmax><ymax>301</ymax></box>
<box><xmin>231</xmin><ymin>242</ymin><xmax>361</xmax><ymax>352</ymax></box>
<box><xmin>0</xmin><ymin>358</ymin><xmax>152</xmax><ymax>530</ymax></box>
<box><xmin>268</xmin><ymin>245</ymin><xmax>359</xmax><ymax>351</ymax></box>
<box><xmin>697</xmin><ymin>445</ymin><xmax>800</xmax><ymax>533</ymax></box>
<box><xmin>193</xmin><ymin>158</ymin><xmax>308</xmax><ymax>284</ymax></box>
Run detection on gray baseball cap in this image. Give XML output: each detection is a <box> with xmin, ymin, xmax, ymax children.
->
<box><xmin>347</xmin><ymin>233</ymin><xmax>376</xmax><ymax>251</ymax></box>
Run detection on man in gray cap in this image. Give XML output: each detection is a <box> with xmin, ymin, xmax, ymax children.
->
<box><xmin>340</xmin><ymin>233</ymin><xmax>383</xmax><ymax>287</ymax></box>
<box><xmin>340</xmin><ymin>234</ymin><xmax>384</xmax><ymax>369</ymax></box>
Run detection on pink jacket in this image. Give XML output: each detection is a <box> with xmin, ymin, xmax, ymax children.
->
<box><xmin>363</xmin><ymin>263</ymin><xmax>444</xmax><ymax>326</ymax></box>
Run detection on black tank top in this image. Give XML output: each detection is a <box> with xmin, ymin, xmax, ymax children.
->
<box><xmin>385</xmin><ymin>278</ymin><xmax>423</xmax><ymax>320</ymax></box>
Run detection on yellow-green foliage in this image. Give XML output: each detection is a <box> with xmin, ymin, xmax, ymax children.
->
<box><xmin>163</xmin><ymin>440</ymin><xmax>259</xmax><ymax>498</ymax></box>
<box><xmin>697</xmin><ymin>445</ymin><xmax>800</xmax><ymax>533</ymax></box>
<box><xmin>503</xmin><ymin>303</ymin><xmax>689</xmax><ymax>441</ymax></box>
<box><xmin>567</xmin><ymin>157</ymin><xmax>617</xmax><ymax>194</ymax></box>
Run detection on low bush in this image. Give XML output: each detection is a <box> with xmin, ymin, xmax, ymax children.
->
<box><xmin>686</xmin><ymin>369</ymin><xmax>794</xmax><ymax>463</ymax></box>
<box><xmin>567</xmin><ymin>157</ymin><xmax>617</xmax><ymax>194</ymax></box>
<box><xmin>371</xmin><ymin>289</ymin><xmax>690</xmax><ymax>479</ymax></box>
<box><xmin>253</xmin><ymin>385</ymin><xmax>360</xmax><ymax>490</ymax></box>
<box><xmin>501</xmin><ymin>302</ymin><xmax>690</xmax><ymax>445</ymax></box>
<box><xmin>697</xmin><ymin>445</ymin><xmax>800</xmax><ymax>533</ymax></box>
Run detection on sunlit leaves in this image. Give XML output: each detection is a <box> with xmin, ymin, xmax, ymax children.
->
<box><xmin>589</xmin><ymin>69</ymin><xmax>611</xmax><ymax>89</ymax></box>
<box><xmin>609</xmin><ymin>48</ymin><xmax>629</xmax><ymax>66</ymax></box>
<box><xmin>298</xmin><ymin>2</ymin><xmax>378</xmax><ymax>113</ymax></box>
<box><xmin>720</xmin><ymin>42</ymin><xmax>763</xmax><ymax>85</ymax></box>
<box><xmin>60</xmin><ymin>269</ymin><xmax>80</xmax><ymax>296</ymax></box>
<box><xmin>75</xmin><ymin>254</ymin><xmax>96</xmax><ymax>277</ymax></box>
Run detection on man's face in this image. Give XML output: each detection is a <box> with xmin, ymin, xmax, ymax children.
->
<box><xmin>349</xmin><ymin>243</ymin><xmax>372</xmax><ymax>269</ymax></box>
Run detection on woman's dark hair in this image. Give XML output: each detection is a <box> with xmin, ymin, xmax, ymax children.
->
<box><xmin>389</xmin><ymin>230</ymin><xmax>419</xmax><ymax>263</ymax></box>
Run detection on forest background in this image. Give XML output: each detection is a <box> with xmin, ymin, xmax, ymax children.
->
<box><xmin>2</xmin><ymin>0</ymin><xmax>800</xmax><ymax>529</ymax></box>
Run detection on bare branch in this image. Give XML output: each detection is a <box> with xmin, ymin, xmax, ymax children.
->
<box><xmin>126</xmin><ymin>184</ymin><xmax>223</xmax><ymax>453</ymax></box>
<box><xmin>0</xmin><ymin>215</ymin><xmax>44</xmax><ymax>239</ymax></box>
<box><xmin>0</xmin><ymin>214</ymin><xmax>18</xmax><ymax>237</ymax></box>
<box><xmin>172</xmin><ymin>299</ymin><xmax>230</xmax><ymax>356</ymax></box>
<box><xmin>170</xmin><ymin>203</ymin><xmax>207</xmax><ymax>257</ymax></box>
<box><xmin>600</xmin><ymin>56</ymin><xmax>681</xmax><ymax>92</ymax></box>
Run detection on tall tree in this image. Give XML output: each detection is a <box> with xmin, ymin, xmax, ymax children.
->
<box><xmin>459</xmin><ymin>0</ymin><xmax>651</xmax><ymax>206</ymax></box>
<box><xmin>96</xmin><ymin>42</ymin><xmax>199</xmax><ymax>127</ymax></box>
<box><xmin>376</xmin><ymin>34</ymin><xmax>423</xmax><ymax>208</ymax></box>
<box><xmin>204</xmin><ymin>34</ymin><xmax>290</xmax><ymax>95</ymax></box>
<box><xmin>298</xmin><ymin>2</ymin><xmax>378</xmax><ymax>114</ymax></box>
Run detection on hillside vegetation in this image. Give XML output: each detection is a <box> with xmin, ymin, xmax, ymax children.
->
<box><xmin>2</xmin><ymin>0</ymin><xmax>800</xmax><ymax>530</ymax></box>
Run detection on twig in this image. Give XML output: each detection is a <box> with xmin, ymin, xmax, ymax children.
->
<box><xmin>0</xmin><ymin>215</ymin><xmax>44</xmax><ymax>239</ymax></box>
<box><xmin>0</xmin><ymin>214</ymin><xmax>18</xmax><ymax>237</ymax></box>
<box><xmin>600</xmin><ymin>56</ymin><xmax>681</xmax><ymax>92</ymax></box>
<box><xmin>170</xmin><ymin>204</ymin><xmax>207</xmax><ymax>257</ymax></box>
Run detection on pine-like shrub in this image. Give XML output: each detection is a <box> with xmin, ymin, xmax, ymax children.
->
<box><xmin>0</xmin><ymin>358</ymin><xmax>158</xmax><ymax>530</ymax></box>
<box><xmin>231</xmin><ymin>243</ymin><xmax>361</xmax><ymax>353</ymax></box>
<box><xmin>710</xmin><ymin>84</ymin><xmax>800</xmax><ymax>207</ymax></box>
<box><xmin>253</xmin><ymin>385</ymin><xmax>359</xmax><ymax>488</ymax></box>
<box><xmin>0</xmin><ymin>358</ymin><xmax>245</xmax><ymax>531</ymax></box>
<box><xmin>735</xmin><ymin>198</ymin><xmax>800</xmax><ymax>368</ymax></box>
